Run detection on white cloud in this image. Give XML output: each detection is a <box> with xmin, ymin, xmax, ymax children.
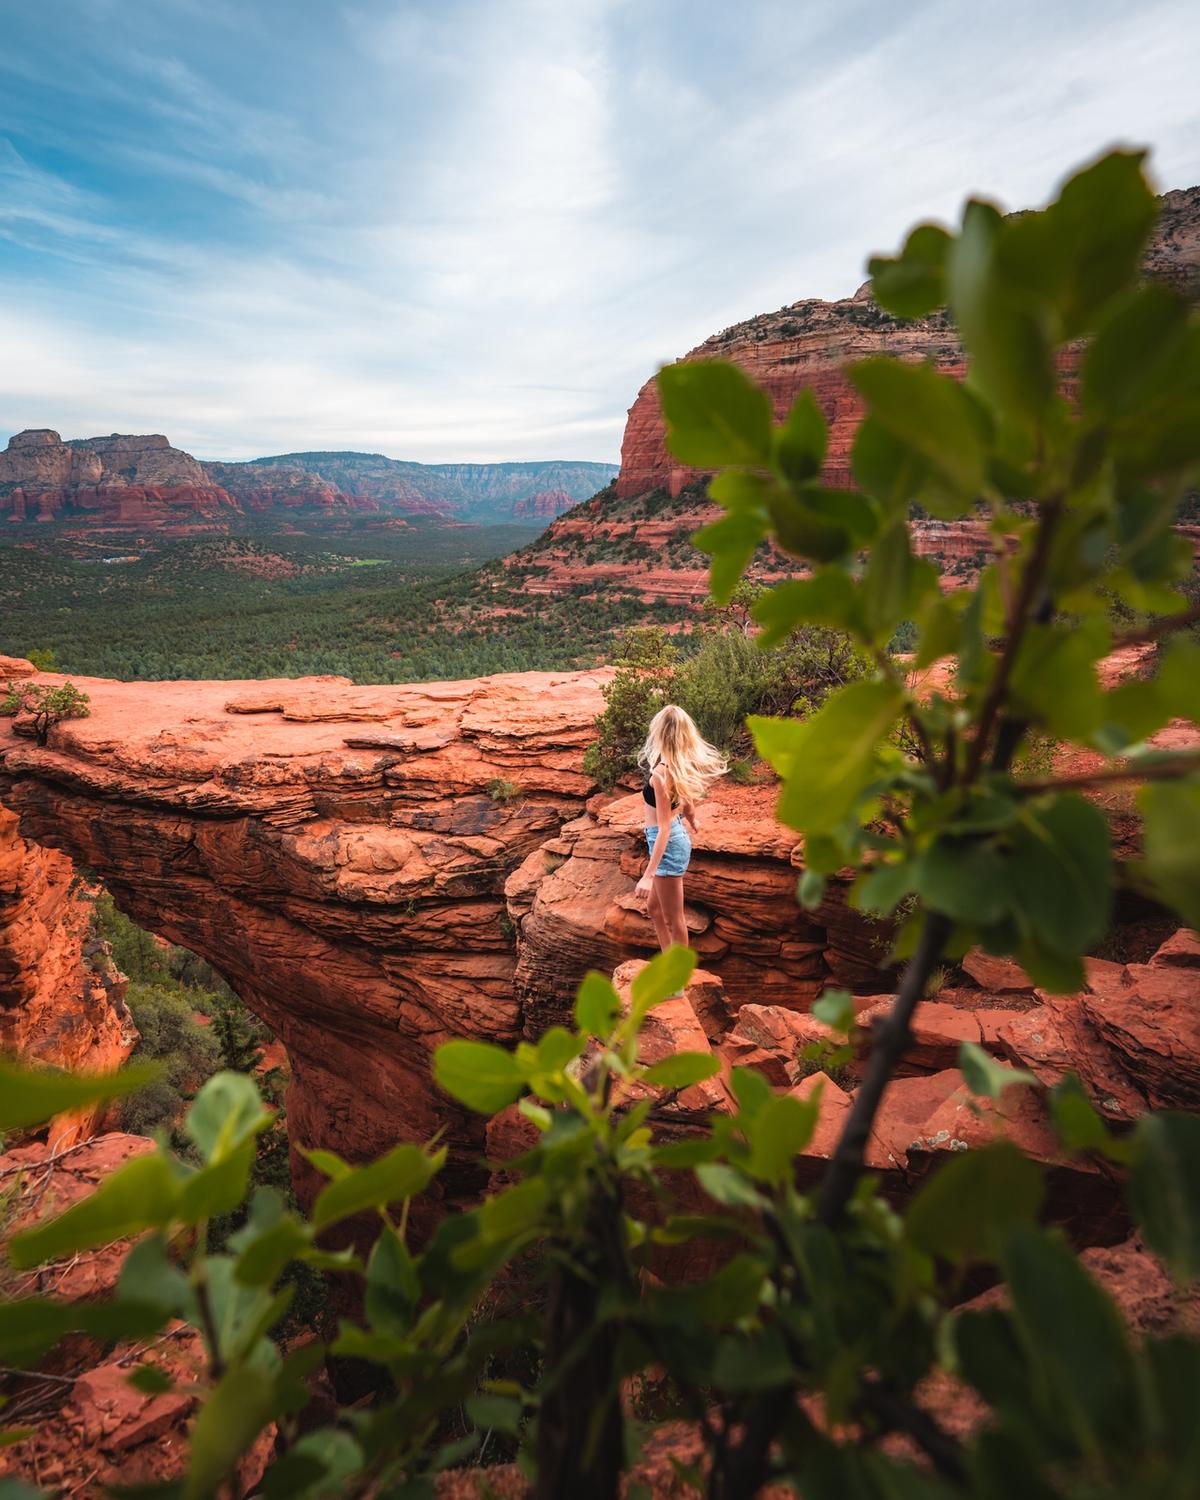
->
<box><xmin>0</xmin><ymin>0</ymin><xmax>1197</xmax><ymax>462</ymax></box>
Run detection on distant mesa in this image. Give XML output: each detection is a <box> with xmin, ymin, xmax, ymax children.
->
<box><xmin>0</xmin><ymin>429</ymin><xmax>618</xmax><ymax>535</ymax></box>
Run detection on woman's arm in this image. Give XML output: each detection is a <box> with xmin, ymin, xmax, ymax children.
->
<box><xmin>680</xmin><ymin>797</ymin><xmax>698</xmax><ymax>835</ymax></box>
<box><xmin>635</xmin><ymin>770</ymin><xmax>674</xmax><ymax>898</ymax></box>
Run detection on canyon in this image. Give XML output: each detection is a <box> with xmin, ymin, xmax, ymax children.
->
<box><xmin>0</xmin><ymin>430</ymin><xmax>616</xmax><ymax>539</ymax></box>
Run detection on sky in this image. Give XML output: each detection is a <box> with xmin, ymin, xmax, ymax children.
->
<box><xmin>1</xmin><ymin>0</ymin><xmax>1198</xmax><ymax>464</ymax></box>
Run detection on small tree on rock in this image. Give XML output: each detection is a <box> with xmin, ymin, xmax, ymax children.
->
<box><xmin>0</xmin><ymin>681</ymin><xmax>91</xmax><ymax>746</ymax></box>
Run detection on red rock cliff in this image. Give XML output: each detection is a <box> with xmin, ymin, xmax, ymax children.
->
<box><xmin>615</xmin><ymin>185</ymin><xmax>1200</xmax><ymax>501</ymax></box>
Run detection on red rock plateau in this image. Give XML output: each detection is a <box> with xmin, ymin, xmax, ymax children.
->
<box><xmin>503</xmin><ymin>186</ymin><xmax>1199</xmax><ymax>606</ymax></box>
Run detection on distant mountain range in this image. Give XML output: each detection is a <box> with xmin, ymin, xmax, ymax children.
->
<box><xmin>0</xmin><ymin>430</ymin><xmax>617</xmax><ymax>535</ymax></box>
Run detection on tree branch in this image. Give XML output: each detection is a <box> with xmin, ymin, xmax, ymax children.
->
<box><xmin>1110</xmin><ymin>601</ymin><xmax>1200</xmax><ymax>651</ymax></box>
<box><xmin>963</xmin><ymin>499</ymin><xmax>1063</xmax><ymax>783</ymax></box>
<box><xmin>817</xmin><ymin>911</ymin><xmax>953</xmax><ymax>1227</ymax></box>
<box><xmin>1015</xmin><ymin>753</ymin><xmax>1200</xmax><ymax>795</ymax></box>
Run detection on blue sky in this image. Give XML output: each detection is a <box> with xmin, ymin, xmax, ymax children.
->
<box><xmin>1</xmin><ymin>0</ymin><xmax>1197</xmax><ymax>463</ymax></box>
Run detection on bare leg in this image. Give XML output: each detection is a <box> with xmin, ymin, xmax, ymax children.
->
<box><xmin>645</xmin><ymin>882</ymin><xmax>672</xmax><ymax>953</ymax></box>
<box><xmin>655</xmin><ymin>875</ymin><xmax>689</xmax><ymax>950</ymax></box>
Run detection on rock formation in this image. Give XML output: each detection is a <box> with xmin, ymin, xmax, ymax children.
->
<box><xmin>0</xmin><ymin>432</ymin><xmax>618</xmax><ymax>538</ymax></box>
<box><xmin>3</xmin><ymin>663</ymin><xmax>1194</xmax><ymax>1232</ymax></box>
<box><xmin>615</xmin><ymin>185</ymin><xmax>1199</xmax><ymax>502</ymax></box>
<box><xmin>0</xmin><ymin>718</ymin><xmax>136</xmax><ymax>1150</ymax></box>
<box><xmin>0</xmin><ymin>430</ymin><xmax>238</xmax><ymax>532</ymax></box>
<box><xmin>503</xmin><ymin>185</ymin><xmax>1199</xmax><ymax>606</ymax></box>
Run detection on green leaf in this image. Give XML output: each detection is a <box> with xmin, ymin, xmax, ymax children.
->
<box><xmin>907</xmin><ymin>1142</ymin><xmax>1044</xmax><ymax>1265</ymax></box>
<box><xmin>958</xmin><ymin>1041</ymin><xmax>1037</xmax><ymax>1101</ymax></box>
<box><xmin>751</xmin><ymin>573</ymin><xmax>864</xmax><ymax>646</ymax></box>
<box><xmin>773</xmin><ymin>388</ymin><xmax>827</xmax><ymax>482</ymax></box>
<box><xmin>1048</xmin><ymin>1074</ymin><xmax>1131</xmax><ymax>1160</ymax></box>
<box><xmin>658</xmin><ymin>359</ymin><xmax>773</xmax><ymax>467</ymax></box>
<box><xmin>711</xmin><ymin>1328</ymin><xmax>795</xmax><ymax>1391</ymax></box>
<box><xmin>796</xmin><ymin>868</ymin><xmax>826</xmax><ymax>910</ymax></box>
<box><xmin>695</xmin><ymin>1162</ymin><xmax>769</xmax><ymax>1212</ymax></box>
<box><xmin>434</xmin><ymin>1039</ymin><xmax>526</xmax><ymax>1115</ymax></box>
<box><xmin>745</xmin><ymin>1094</ymin><xmax>818</xmax><ymax>1185</ymax></box>
<box><xmin>766</xmin><ymin>488</ymin><xmax>856</xmax><ymax>563</ymax></box>
<box><xmin>177</xmin><ymin>1140</ymin><xmax>258</xmax><ymax>1224</ymax></box>
<box><xmin>915</xmin><ymin>593</ymin><xmax>963</xmax><ymax>669</ymax></box>
<box><xmin>184</xmin><ymin>1362</ymin><xmax>281</xmax><ymax>1500</ymax></box>
<box><xmin>535</xmin><ymin>1026</ymin><xmax>582</xmax><ymax>1073</ymax></box>
<box><xmin>692</xmin><ymin>510</ymin><xmax>768</xmax><ymax>604</ymax></box>
<box><xmin>1138</xmin><ymin>780</ymin><xmax>1200</xmax><ymax>927</ymax></box>
<box><xmin>574</xmin><ymin>971</ymin><xmax>620</xmax><ymax>1037</ymax></box>
<box><xmin>810</xmin><ymin>990</ymin><xmax>855</xmax><ymax>1032</ymax></box>
<box><xmin>0</xmin><ymin>1059</ymin><xmax>159</xmax><ymax>1134</ymax></box>
<box><xmin>311</xmin><ymin>1143</ymin><xmax>444</xmax><ymax>1230</ymax></box>
<box><xmin>127</xmin><ymin>1364</ymin><xmax>175</xmax><ymax>1395</ymax></box>
<box><xmin>1129</xmin><ymin>1112</ymin><xmax>1200</xmax><ymax>1285</ymax></box>
<box><xmin>868</xmin><ymin>222</ymin><xmax>951</xmax><ymax>319</ymax></box>
<box><xmin>1009</xmin><ymin>623</ymin><xmax>1107</xmax><ymax>741</ymax></box>
<box><xmin>728</xmin><ymin>1066</ymin><xmax>774</xmax><ymax>1122</ymax></box>
<box><xmin>0</xmin><ymin>1295</ymin><xmax>165</xmax><ymax>1368</ymax></box>
<box><xmin>1007</xmin><ymin>794</ymin><xmax>1113</xmax><ymax>956</ymax></box>
<box><xmin>8</xmin><ymin>1151</ymin><xmax>180</xmax><ymax>1269</ymax></box>
<box><xmin>854</xmin><ymin>857</ymin><xmax>916</xmax><ymax>916</ymax></box>
<box><xmin>476</xmin><ymin>1177</ymin><xmax>549</xmax><ymax>1243</ymax></box>
<box><xmin>629</xmin><ymin>945</ymin><xmax>696</xmax><ymax>1018</ymax></box>
<box><xmin>233</xmin><ymin>1217</ymin><xmax>312</xmax><ymax>1287</ymax></box>
<box><xmin>365</xmin><ymin>1225</ymin><xmax>419</xmax><ymax>1334</ymax></box>
<box><xmin>848</xmin><ymin>357</ymin><xmax>989</xmax><ymax>502</ymax></box>
<box><xmin>184</xmin><ymin>1072</ymin><xmax>269</xmax><ymax>1163</ymax></box>
<box><xmin>1000</xmin><ymin>1226</ymin><xmax>1142</xmax><ymax>1462</ymax></box>
<box><xmin>1017</xmin><ymin>149</ymin><xmax>1156</xmax><ymax>338</ymax></box>
<box><xmin>749</xmin><ymin>680</ymin><xmax>905</xmax><ymax>835</ymax></box>
<box><xmin>851</xmin><ymin>414</ymin><xmax>930</xmax><ymax>513</ymax></box>
<box><xmin>641</xmin><ymin>1052</ymin><xmax>719</xmax><ymax>1089</ymax></box>
<box><xmin>862</xmin><ymin>518</ymin><xmax>938</xmax><ymax>643</ymax></box>
<box><xmin>949</xmin><ymin>197</ymin><xmax>1055</xmax><ymax>427</ymax></box>
<box><xmin>912</xmin><ymin>837</ymin><xmax>1010</xmax><ymax>926</ymax></box>
<box><xmin>465</xmin><ymin>1394</ymin><xmax>523</xmax><ymax>1435</ymax></box>
<box><xmin>1082</xmin><ymin>283</ymin><xmax>1194</xmax><ymax>417</ymax></box>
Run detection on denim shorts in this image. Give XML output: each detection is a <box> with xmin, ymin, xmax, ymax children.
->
<box><xmin>644</xmin><ymin>815</ymin><xmax>692</xmax><ymax>877</ymax></box>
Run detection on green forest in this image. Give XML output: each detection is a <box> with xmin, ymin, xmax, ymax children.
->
<box><xmin>0</xmin><ymin>524</ymin><xmax>677</xmax><ymax>682</ymax></box>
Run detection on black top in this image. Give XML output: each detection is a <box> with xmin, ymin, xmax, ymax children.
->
<box><xmin>642</xmin><ymin>771</ymin><xmax>679</xmax><ymax>810</ymax></box>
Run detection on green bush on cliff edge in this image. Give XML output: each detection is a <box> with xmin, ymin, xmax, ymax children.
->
<box><xmin>3</xmin><ymin>148</ymin><xmax>1200</xmax><ymax>1499</ymax></box>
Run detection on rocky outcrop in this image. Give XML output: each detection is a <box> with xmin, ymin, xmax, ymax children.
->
<box><xmin>0</xmin><ymin>430</ymin><xmax>239</xmax><ymax>531</ymax></box>
<box><xmin>1</xmin><ymin>432</ymin><xmax>617</xmax><ymax>537</ymax></box>
<box><xmin>0</xmin><ymin>667</ymin><xmax>613</xmax><ymax>1225</ymax></box>
<box><xmin>615</xmin><ymin>185</ymin><xmax>1199</xmax><ymax>502</ymax></box>
<box><xmin>511</xmin><ymin>488</ymin><xmax>578</xmax><ymax>520</ymax></box>
<box><xmin>507</xmin><ymin>781</ymin><xmax>894</xmax><ymax>1036</ymax></box>
<box><xmin>498</xmin><ymin>186</ymin><xmax>1199</xmax><ymax>608</ymax></box>
<box><xmin>2</xmin><ymin>665</ymin><xmax>1195</xmax><ymax>1237</ymax></box>
<box><xmin>210</xmin><ymin>454</ymin><xmax>618</xmax><ymax>525</ymax></box>
<box><xmin>0</xmin><ymin>802</ymin><xmax>135</xmax><ymax>1149</ymax></box>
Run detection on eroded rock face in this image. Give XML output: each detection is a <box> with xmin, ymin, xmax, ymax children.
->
<box><xmin>0</xmin><ymin>667</ymin><xmax>611</xmax><ymax>1220</ymax></box>
<box><xmin>508</xmin><ymin>780</ymin><xmax>895</xmax><ymax>1035</ymax></box>
<box><xmin>0</xmin><ymin>806</ymin><xmax>135</xmax><ymax>1148</ymax></box>
<box><xmin>0</xmin><ymin>429</ymin><xmax>239</xmax><ymax>529</ymax></box>
<box><xmin>616</xmin><ymin>186</ymin><xmax>1200</xmax><ymax>503</ymax></box>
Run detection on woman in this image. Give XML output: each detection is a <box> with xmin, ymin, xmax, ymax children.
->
<box><xmin>635</xmin><ymin>704</ymin><xmax>727</xmax><ymax>951</ymax></box>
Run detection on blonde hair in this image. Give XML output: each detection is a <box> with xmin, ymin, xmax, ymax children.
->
<box><xmin>638</xmin><ymin>704</ymin><xmax>727</xmax><ymax>806</ymax></box>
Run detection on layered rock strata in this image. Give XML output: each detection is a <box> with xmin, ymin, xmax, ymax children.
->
<box><xmin>0</xmin><ymin>790</ymin><xmax>135</xmax><ymax>1148</ymax></box>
